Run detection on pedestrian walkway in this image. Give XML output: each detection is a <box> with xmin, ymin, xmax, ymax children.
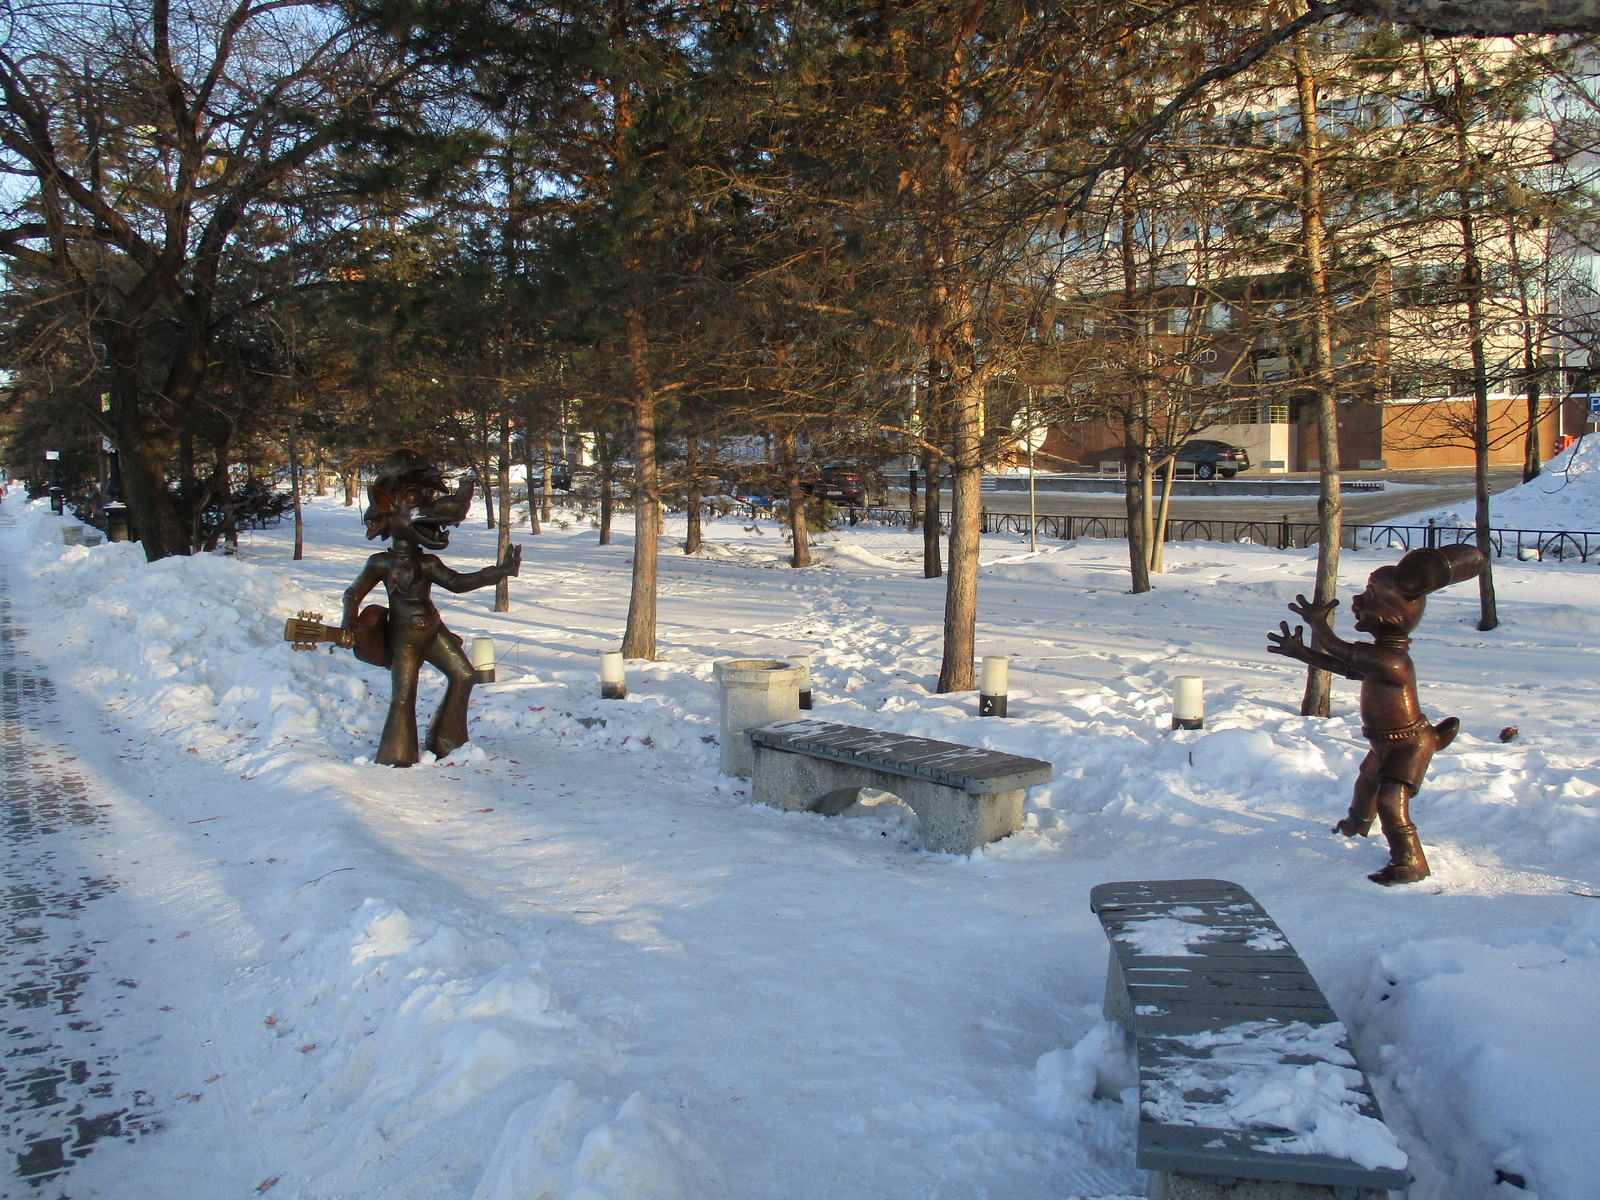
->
<box><xmin>0</xmin><ymin>563</ymin><xmax>152</xmax><ymax>1196</ymax></box>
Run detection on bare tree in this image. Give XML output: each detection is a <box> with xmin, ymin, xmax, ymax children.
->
<box><xmin>0</xmin><ymin>0</ymin><xmax>425</xmax><ymax>559</ymax></box>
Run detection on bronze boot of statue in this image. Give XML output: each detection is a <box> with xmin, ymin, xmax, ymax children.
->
<box><xmin>1334</xmin><ymin>775</ymin><xmax>1378</xmax><ymax>837</ymax></box>
<box><xmin>1334</xmin><ymin>809</ymin><xmax>1376</xmax><ymax>838</ymax></box>
<box><xmin>1370</xmin><ymin>821</ymin><xmax>1430</xmax><ymax>886</ymax></box>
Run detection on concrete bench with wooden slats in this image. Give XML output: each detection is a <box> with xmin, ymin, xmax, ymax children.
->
<box><xmin>1089</xmin><ymin>879</ymin><xmax>1409</xmax><ymax>1200</ymax></box>
<box><xmin>748</xmin><ymin>718</ymin><xmax>1052</xmax><ymax>854</ymax></box>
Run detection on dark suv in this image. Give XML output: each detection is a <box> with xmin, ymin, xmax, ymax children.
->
<box><xmin>803</xmin><ymin>465</ymin><xmax>874</xmax><ymax>506</ymax></box>
<box><xmin>1100</xmin><ymin>439</ymin><xmax>1251</xmax><ymax>479</ymax></box>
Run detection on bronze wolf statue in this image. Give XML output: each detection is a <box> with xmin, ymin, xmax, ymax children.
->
<box><xmin>342</xmin><ymin>450</ymin><xmax>520</xmax><ymax>767</ymax></box>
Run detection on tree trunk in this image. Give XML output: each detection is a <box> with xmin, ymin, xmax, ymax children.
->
<box><xmin>540</xmin><ymin>435</ymin><xmax>553</xmax><ymax>524</ymax></box>
<box><xmin>1523</xmin><ymin>346</ymin><xmax>1544</xmax><ymax>483</ymax></box>
<box><xmin>1123</xmin><ymin>414</ymin><xmax>1153</xmax><ymax>595</ymax></box>
<box><xmin>936</xmin><ymin>381</ymin><xmax>983</xmax><ymax>693</ymax></box>
<box><xmin>495</xmin><ymin>412</ymin><xmax>512</xmax><ymax>613</ymax></box>
<box><xmin>779</xmin><ymin>427</ymin><xmax>810</xmax><ymax>568</ymax></box>
<box><xmin>198</xmin><ymin>441</ymin><xmax>237</xmax><ymax>554</ymax></box>
<box><xmin>921</xmin><ymin>450</ymin><xmax>942</xmax><ymax>577</ymax></box>
<box><xmin>105</xmin><ymin>334</ymin><xmax>190</xmax><ymax>561</ymax></box>
<box><xmin>1149</xmin><ymin>455</ymin><xmax>1178</xmax><ymax>573</ymax></box>
<box><xmin>218</xmin><ymin>444</ymin><xmax>238</xmax><ymax>554</ymax></box>
<box><xmin>597</xmin><ymin>426</ymin><xmax>614</xmax><ymax>545</ymax></box>
<box><xmin>1464</xmin><ymin>300</ymin><xmax>1500</xmax><ymax>630</ymax></box>
<box><xmin>178</xmin><ymin>428</ymin><xmax>198</xmax><ymax>503</ymax></box>
<box><xmin>289</xmin><ymin>416</ymin><xmax>305</xmax><ymax>562</ymax></box>
<box><xmin>684</xmin><ymin>425</ymin><xmax>703</xmax><ymax>555</ymax></box>
<box><xmin>1294</xmin><ymin>36</ymin><xmax>1342</xmax><ymax>718</ymax></box>
<box><xmin>120</xmin><ymin>440</ymin><xmax>190</xmax><ymax>560</ymax></box>
<box><xmin>523</xmin><ymin>422</ymin><xmax>542</xmax><ymax>534</ymax></box>
<box><xmin>1456</xmin><ymin>115</ymin><xmax>1499</xmax><ymax>631</ymax></box>
<box><xmin>622</xmin><ymin>300</ymin><xmax>659</xmax><ymax>660</ymax></box>
<box><xmin>479</xmin><ymin>407</ymin><xmax>496</xmax><ymax>530</ymax></box>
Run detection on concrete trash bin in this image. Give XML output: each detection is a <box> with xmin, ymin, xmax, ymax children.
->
<box><xmin>714</xmin><ymin>657</ymin><xmax>805</xmax><ymax>777</ymax></box>
<box><xmin>105</xmin><ymin>503</ymin><xmax>130</xmax><ymax>543</ymax></box>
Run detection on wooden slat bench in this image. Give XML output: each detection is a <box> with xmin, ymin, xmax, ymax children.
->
<box><xmin>1089</xmin><ymin>879</ymin><xmax>1409</xmax><ymax>1200</ymax></box>
<box><xmin>748</xmin><ymin>718</ymin><xmax>1052</xmax><ymax>854</ymax></box>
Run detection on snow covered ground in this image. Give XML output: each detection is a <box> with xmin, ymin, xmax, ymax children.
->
<box><xmin>4</xmin><ymin>441</ymin><xmax>1600</xmax><ymax>1200</ymax></box>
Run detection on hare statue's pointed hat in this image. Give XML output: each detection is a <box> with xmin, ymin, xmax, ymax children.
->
<box><xmin>1391</xmin><ymin>544</ymin><xmax>1488</xmax><ymax>600</ymax></box>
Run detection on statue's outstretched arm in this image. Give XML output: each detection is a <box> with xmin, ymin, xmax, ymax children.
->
<box><xmin>430</xmin><ymin>544</ymin><xmax>522</xmax><ymax>594</ymax></box>
<box><xmin>1267</xmin><ymin>620</ymin><xmax>1364</xmax><ymax>679</ymax></box>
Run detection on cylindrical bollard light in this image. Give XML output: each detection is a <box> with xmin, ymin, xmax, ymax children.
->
<box><xmin>471</xmin><ymin>635</ymin><xmax>496</xmax><ymax>684</ymax></box>
<box><xmin>979</xmin><ymin>655</ymin><xmax>1009</xmax><ymax>718</ymax></box>
<box><xmin>1172</xmin><ymin>675</ymin><xmax>1204</xmax><ymax>730</ymax></box>
<box><xmin>599</xmin><ymin>650</ymin><xmax>627</xmax><ymax>700</ymax></box>
<box><xmin>714</xmin><ymin>657</ymin><xmax>805</xmax><ymax>777</ymax></box>
<box><xmin>790</xmin><ymin>653</ymin><xmax>813</xmax><ymax>710</ymax></box>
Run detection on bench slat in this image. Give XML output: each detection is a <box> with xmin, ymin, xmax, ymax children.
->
<box><xmin>1125</xmin><ymin>965</ymin><xmax>1322</xmax><ymax>987</ymax></box>
<box><xmin>1127</xmin><ymin>1007</ymin><xmax>1347</xmax><ymax>1036</ymax></box>
<box><xmin>1129</xmin><ymin>988</ymin><xmax>1336</xmax><ymax>1013</ymax></box>
<box><xmin>1093</xmin><ymin>877</ymin><xmax>1257</xmax><ymax>900</ymax></box>
<box><xmin>751</xmin><ymin>718</ymin><xmax>1052</xmax><ymax>793</ymax></box>
<box><xmin>1103</xmin><ymin>945</ymin><xmax>1305</xmax><ymax>964</ymax></box>
<box><xmin>1138</xmin><ymin>1121</ymin><xmax>1409</xmax><ymax>1191</ymax></box>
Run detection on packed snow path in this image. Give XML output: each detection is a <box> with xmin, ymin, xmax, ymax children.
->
<box><xmin>0</xmin><ymin>564</ymin><xmax>153</xmax><ymax>1196</ymax></box>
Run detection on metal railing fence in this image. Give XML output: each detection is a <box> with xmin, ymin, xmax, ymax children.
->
<box><xmin>864</xmin><ymin>507</ymin><xmax>1600</xmax><ymax>563</ymax></box>
<box><xmin>604</xmin><ymin>495</ymin><xmax>1600</xmax><ymax>565</ymax></box>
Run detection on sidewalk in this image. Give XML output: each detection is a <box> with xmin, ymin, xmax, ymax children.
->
<box><xmin>0</xmin><ymin>560</ymin><xmax>153</xmax><ymax>1194</ymax></box>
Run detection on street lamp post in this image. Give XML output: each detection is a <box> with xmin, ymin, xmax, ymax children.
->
<box><xmin>44</xmin><ymin>450</ymin><xmax>62</xmax><ymax>514</ymax></box>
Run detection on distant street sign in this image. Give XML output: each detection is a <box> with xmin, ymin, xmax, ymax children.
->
<box><xmin>1588</xmin><ymin>394</ymin><xmax>1600</xmax><ymax>416</ymax></box>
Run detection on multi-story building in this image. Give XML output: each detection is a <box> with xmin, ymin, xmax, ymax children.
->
<box><xmin>1023</xmin><ymin>32</ymin><xmax>1595</xmax><ymax>474</ymax></box>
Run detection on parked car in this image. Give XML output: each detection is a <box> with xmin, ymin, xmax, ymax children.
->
<box><xmin>1100</xmin><ymin>439</ymin><xmax>1251</xmax><ymax>480</ymax></box>
<box><xmin>801</xmin><ymin>465</ymin><xmax>882</xmax><ymax>506</ymax></box>
<box><xmin>715</xmin><ymin>465</ymin><xmax>779</xmax><ymax>514</ymax></box>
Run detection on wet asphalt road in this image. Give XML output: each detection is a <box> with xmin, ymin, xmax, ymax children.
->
<box><xmin>967</xmin><ymin>465</ymin><xmax>1528</xmax><ymax>525</ymax></box>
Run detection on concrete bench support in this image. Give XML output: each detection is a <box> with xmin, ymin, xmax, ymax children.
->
<box><xmin>1090</xmin><ymin>879</ymin><xmax>1408</xmax><ymax>1200</ymax></box>
<box><xmin>749</xmin><ymin>718</ymin><xmax>1052</xmax><ymax>854</ymax></box>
